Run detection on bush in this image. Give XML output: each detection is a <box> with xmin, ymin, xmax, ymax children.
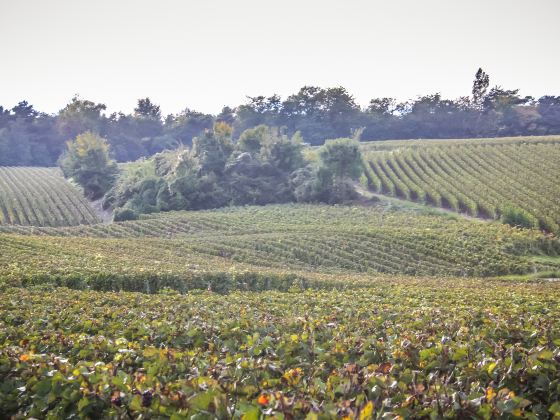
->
<box><xmin>500</xmin><ymin>206</ymin><xmax>538</xmax><ymax>229</ymax></box>
<box><xmin>113</xmin><ymin>208</ymin><xmax>138</xmax><ymax>222</ymax></box>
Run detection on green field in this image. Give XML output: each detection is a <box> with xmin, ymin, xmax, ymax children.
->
<box><xmin>361</xmin><ymin>136</ymin><xmax>560</xmax><ymax>233</ymax></box>
<box><xmin>1</xmin><ymin>205</ymin><xmax>559</xmax><ymax>292</ymax></box>
<box><xmin>0</xmin><ymin>167</ymin><xmax>100</xmax><ymax>226</ymax></box>
<box><xmin>2</xmin><ymin>279</ymin><xmax>560</xmax><ymax>418</ymax></box>
<box><xmin>1</xmin><ymin>137</ymin><xmax>560</xmax><ymax>418</ymax></box>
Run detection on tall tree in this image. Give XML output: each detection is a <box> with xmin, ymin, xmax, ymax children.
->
<box><xmin>472</xmin><ymin>68</ymin><xmax>490</xmax><ymax>107</ymax></box>
<box><xmin>57</xmin><ymin>96</ymin><xmax>107</xmax><ymax>141</ymax></box>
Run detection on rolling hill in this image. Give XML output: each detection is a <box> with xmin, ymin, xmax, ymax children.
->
<box><xmin>361</xmin><ymin>136</ymin><xmax>560</xmax><ymax>233</ymax></box>
<box><xmin>2</xmin><ymin>137</ymin><xmax>560</xmax><ymax>419</ymax></box>
<box><xmin>1</xmin><ymin>204</ymin><xmax>559</xmax><ymax>293</ymax></box>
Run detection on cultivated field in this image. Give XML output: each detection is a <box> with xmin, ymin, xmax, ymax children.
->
<box><xmin>1</xmin><ymin>205</ymin><xmax>559</xmax><ymax>290</ymax></box>
<box><xmin>1</xmin><ymin>137</ymin><xmax>560</xmax><ymax>418</ymax></box>
<box><xmin>362</xmin><ymin>136</ymin><xmax>560</xmax><ymax>233</ymax></box>
<box><xmin>0</xmin><ymin>167</ymin><xmax>100</xmax><ymax>226</ymax></box>
<box><xmin>2</xmin><ymin>279</ymin><xmax>559</xmax><ymax>418</ymax></box>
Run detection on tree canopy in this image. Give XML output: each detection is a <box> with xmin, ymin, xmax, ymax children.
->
<box><xmin>1</xmin><ymin>69</ymin><xmax>560</xmax><ymax>168</ymax></box>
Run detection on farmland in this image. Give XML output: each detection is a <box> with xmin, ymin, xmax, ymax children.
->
<box><xmin>0</xmin><ymin>167</ymin><xmax>100</xmax><ymax>227</ymax></box>
<box><xmin>1</xmin><ymin>205</ymin><xmax>559</xmax><ymax>291</ymax></box>
<box><xmin>2</xmin><ymin>279</ymin><xmax>560</xmax><ymax>418</ymax></box>
<box><xmin>362</xmin><ymin>136</ymin><xmax>560</xmax><ymax>233</ymax></box>
<box><xmin>1</xmin><ymin>138</ymin><xmax>560</xmax><ymax>418</ymax></box>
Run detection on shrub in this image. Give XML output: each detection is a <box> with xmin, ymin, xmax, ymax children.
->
<box><xmin>500</xmin><ymin>206</ymin><xmax>538</xmax><ymax>229</ymax></box>
<box><xmin>113</xmin><ymin>208</ymin><xmax>138</xmax><ymax>222</ymax></box>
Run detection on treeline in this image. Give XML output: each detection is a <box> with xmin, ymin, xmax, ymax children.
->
<box><xmin>1</xmin><ymin>68</ymin><xmax>560</xmax><ymax>166</ymax></box>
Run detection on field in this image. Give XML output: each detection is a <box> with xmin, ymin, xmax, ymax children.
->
<box><xmin>1</xmin><ymin>137</ymin><xmax>560</xmax><ymax>418</ymax></box>
<box><xmin>361</xmin><ymin>136</ymin><xmax>560</xmax><ymax>233</ymax></box>
<box><xmin>2</xmin><ymin>279</ymin><xmax>560</xmax><ymax>418</ymax></box>
<box><xmin>1</xmin><ymin>205</ymin><xmax>559</xmax><ymax>292</ymax></box>
<box><xmin>0</xmin><ymin>167</ymin><xmax>100</xmax><ymax>226</ymax></box>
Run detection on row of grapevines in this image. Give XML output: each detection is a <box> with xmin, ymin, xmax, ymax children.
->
<box><xmin>0</xmin><ymin>167</ymin><xmax>100</xmax><ymax>227</ymax></box>
<box><xmin>363</xmin><ymin>140</ymin><xmax>560</xmax><ymax>233</ymax></box>
<box><xmin>1</xmin><ymin>279</ymin><xmax>559</xmax><ymax>418</ymax></box>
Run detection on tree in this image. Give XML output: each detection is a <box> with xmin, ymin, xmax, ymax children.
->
<box><xmin>319</xmin><ymin>138</ymin><xmax>363</xmax><ymax>182</ymax></box>
<box><xmin>12</xmin><ymin>101</ymin><xmax>38</xmax><ymax>121</ymax></box>
<box><xmin>57</xmin><ymin>96</ymin><xmax>107</xmax><ymax>141</ymax></box>
<box><xmin>472</xmin><ymin>68</ymin><xmax>490</xmax><ymax>107</ymax></box>
<box><xmin>537</xmin><ymin>96</ymin><xmax>560</xmax><ymax>133</ymax></box>
<box><xmin>314</xmin><ymin>138</ymin><xmax>364</xmax><ymax>202</ymax></box>
<box><xmin>237</xmin><ymin>125</ymin><xmax>268</xmax><ymax>155</ymax></box>
<box><xmin>134</xmin><ymin>98</ymin><xmax>161</xmax><ymax>120</ymax></box>
<box><xmin>133</xmin><ymin>98</ymin><xmax>163</xmax><ymax>139</ymax></box>
<box><xmin>59</xmin><ymin>131</ymin><xmax>118</xmax><ymax>199</ymax></box>
<box><xmin>165</xmin><ymin>108</ymin><xmax>214</xmax><ymax>146</ymax></box>
<box><xmin>191</xmin><ymin>123</ymin><xmax>233</xmax><ymax>176</ymax></box>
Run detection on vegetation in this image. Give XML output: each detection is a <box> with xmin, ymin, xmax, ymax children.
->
<box><xmin>1</xmin><ymin>278</ymin><xmax>560</xmax><ymax>418</ymax></box>
<box><xmin>1</xmin><ymin>74</ymin><xmax>560</xmax><ymax>418</ymax></box>
<box><xmin>362</xmin><ymin>136</ymin><xmax>560</xmax><ymax>233</ymax></box>
<box><xmin>2</xmin><ymin>69</ymin><xmax>560</xmax><ymax>166</ymax></box>
<box><xmin>103</xmin><ymin>126</ymin><xmax>364</xmax><ymax>218</ymax></box>
<box><xmin>59</xmin><ymin>131</ymin><xmax>118</xmax><ymax>200</ymax></box>
<box><xmin>1</xmin><ymin>205</ymin><xmax>558</xmax><ymax>288</ymax></box>
<box><xmin>0</xmin><ymin>167</ymin><xmax>100</xmax><ymax>226</ymax></box>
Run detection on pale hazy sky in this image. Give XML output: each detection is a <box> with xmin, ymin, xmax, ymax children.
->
<box><xmin>1</xmin><ymin>0</ymin><xmax>559</xmax><ymax>116</ymax></box>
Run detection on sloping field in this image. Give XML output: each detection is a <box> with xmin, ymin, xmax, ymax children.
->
<box><xmin>0</xmin><ymin>167</ymin><xmax>100</xmax><ymax>226</ymax></box>
<box><xmin>1</xmin><ymin>205</ymin><xmax>559</xmax><ymax>291</ymax></box>
<box><xmin>361</xmin><ymin>136</ymin><xmax>560</xmax><ymax>233</ymax></box>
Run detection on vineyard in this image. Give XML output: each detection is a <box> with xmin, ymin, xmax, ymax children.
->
<box><xmin>1</xmin><ymin>139</ymin><xmax>560</xmax><ymax>419</ymax></box>
<box><xmin>2</xmin><ymin>279</ymin><xmax>560</xmax><ymax>418</ymax></box>
<box><xmin>361</xmin><ymin>136</ymin><xmax>560</xmax><ymax>233</ymax></box>
<box><xmin>0</xmin><ymin>205</ymin><xmax>559</xmax><ymax>293</ymax></box>
<box><xmin>0</xmin><ymin>167</ymin><xmax>100</xmax><ymax>226</ymax></box>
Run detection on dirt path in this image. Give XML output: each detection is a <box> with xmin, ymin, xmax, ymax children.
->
<box><xmin>89</xmin><ymin>198</ymin><xmax>113</xmax><ymax>223</ymax></box>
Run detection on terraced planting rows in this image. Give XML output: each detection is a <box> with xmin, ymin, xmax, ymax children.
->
<box><xmin>362</xmin><ymin>137</ymin><xmax>560</xmax><ymax>233</ymax></box>
<box><xmin>1</xmin><ymin>206</ymin><xmax>559</xmax><ymax>291</ymax></box>
<box><xmin>1</xmin><ymin>279</ymin><xmax>560</xmax><ymax>418</ymax></box>
<box><xmin>0</xmin><ymin>167</ymin><xmax>100</xmax><ymax>226</ymax></box>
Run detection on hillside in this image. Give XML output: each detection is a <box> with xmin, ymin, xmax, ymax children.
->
<box><xmin>1</xmin><ymin>154</ymin><xmax>560</xmax><ymax>419</ymax></box>
<box><xmin>361</xmin><ymin>136</ymin><xmax>560</xmax><ymax>233</ymax></box>
<box><xmin>1</xmin><ymin>205</ymin><xmax>559</xmax><ymax>293</ymax></box>
<box><xmin>0</xmin><ymin>167</ymin><xmax>100</xmax><ymax>226</ymax></box>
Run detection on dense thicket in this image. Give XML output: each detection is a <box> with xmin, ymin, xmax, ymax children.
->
<box><xmin>102</xmin><ymin>126</ymin><xmax>363</xmax><ymax>219</ymax></box>
<box><xmin>1</xmin><ymin>69</ymin><xmax>560</xmax><ymax>166</ymax></box>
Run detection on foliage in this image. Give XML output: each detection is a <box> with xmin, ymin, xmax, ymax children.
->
<box><xmin>59</xmin><ymin>132</ymin><xmax>119</xmax><ymax>200</ymax></box>
<box><xmin>501</xmin><ymin>206</ymin><xmax>538</xmax><ymax>229</ymax></box>
<box><xmin>1</xmin><ymin>279</ymin><xmax>559</xmax><ymax>418</ymax></box>
<box><xmin>362</xmin><ymin>137</ymin><xmax>560</xmax><ymax>233</ymax></box>
<box><xmin>104</xmin><ymin>125</ymin><xmax>313</xmax><ymax>214</ymax></box>
<box><xmin>3</xmin><ymin>69</ymin><xmax>560</xmax><ymax>166</ymax></box>
<box><xmin>113</xmin><ymin>207</ymin><xmax>138</xmax><ymax>222</ymax></box>
<box><xmin>0</xmin><ymin>167</ymin><xmax>100</xmax><ymax>226</ymax></box>
<box><xmin>1</xmin><ymin>205</ymin><xmax>558</xmax><ymax>285</ymax></box>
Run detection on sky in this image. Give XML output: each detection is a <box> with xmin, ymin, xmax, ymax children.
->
<box><xmin>1</xmin><ymin>0</ymin><xmax>559</xmax><ymax>116</ymax></box>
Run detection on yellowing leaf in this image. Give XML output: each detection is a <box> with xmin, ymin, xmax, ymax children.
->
<box><xmin>359</xmin><ymin>401</ymin><xmax>374</xmax><ymax>420</ymax></box>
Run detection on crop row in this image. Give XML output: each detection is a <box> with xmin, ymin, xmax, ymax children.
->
<box><xmin>0</xmin><ymin>206</ymin><xmax>558</xmax><ymax>291</ymax></box>
<box><xmin>0</xmin><ymin>167</ymin><xmax>100</xmax><ymax>227</ymax></box>
<box><xmin>364</xmin><ymin>141</ymin><xmax>560</xmax><ymax>233</ymax></box>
